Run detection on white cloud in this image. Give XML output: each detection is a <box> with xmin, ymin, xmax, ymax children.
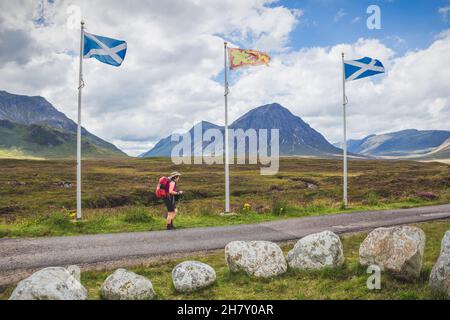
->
<box><xmin>0</xmin><ymin>1</ymin><xmax>449</xmax><ymax>157</ymax></box>
<box><xmin>439</xmin><ymin>6</ymin><xmax>450</xmax><ymax>22</ymax></box>
<box><xmin>227</xmin><ymin>34</ymin><xmax>450</xmax><ymax>144</ymax></box>
<box><xmin>0</xmin><ymin>0</ymin><xmax>300</xmax><ymax>155</ymax></box>
<box><xmin>333</xmin><ymin>8</ymin><xmax>346</xmax><ymax>23</ymax></box>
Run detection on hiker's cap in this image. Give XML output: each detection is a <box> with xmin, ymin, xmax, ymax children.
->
<box><xmin>169</xmin><ymin>171</ymin><xmax>182</xmax><ymax>179</ymax></box>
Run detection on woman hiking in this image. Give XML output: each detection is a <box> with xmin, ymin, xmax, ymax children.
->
<box><xmin>159</xmin><ymin>172</ymin><xmax>183</xmax><ymax>230</ymax></box>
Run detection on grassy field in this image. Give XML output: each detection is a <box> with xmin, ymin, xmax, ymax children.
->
<box><xmin>0</xmin><ymin>157</ymin><xmax>449</xmax><ymax>238</ymax></box>
<box><xmin>1</xmin><ymin>219</ymin><xmax>449</xmax><ymax>300</ymax></box>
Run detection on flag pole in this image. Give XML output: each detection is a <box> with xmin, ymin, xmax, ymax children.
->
<box><xmin>76</xmin><ymin>21</ymin><xmax>85</xmax><ymax>220</ymax></box>
<box><xmin>224</xmin><ymin>42</ymin><xmax>230</xmax><ymax>213</ymax></box>
<box><xmin>341</xmin><ymin>52</ymin><xmax>348</xmax><ymax>207</ymax></box>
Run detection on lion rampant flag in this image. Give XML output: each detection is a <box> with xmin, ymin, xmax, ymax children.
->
<box><xmin>228</xmin><ymin>48</ymin><xmax>271</xmax><ymax>70</ymax></box>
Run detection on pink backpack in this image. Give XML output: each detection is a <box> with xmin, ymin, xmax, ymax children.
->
<box><xmin>155</xmin><ymin>177</ymin><xmax>171</xmax><ymax>199</ymax></box>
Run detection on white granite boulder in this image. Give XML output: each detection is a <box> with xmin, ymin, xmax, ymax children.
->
<box><xmin>225</xmin><ymin>241</ymin><xmax>287</xmax><ymax>278</ymax></box>
<box><xmin>9</xmin><ymin>266</ymin><xmax>87</xmax><ymax>300</ymax></box>
<box><xmin>287</xmin><ymin>231</ymin><xmax>344</xmax><ymax>270</ymax></box>
<box><xmin>172</xmin><ymin>261</ymin><xmax>216</xmax><ymax>293</ymax></box>
<box><xmin>429</xmin><ymin>231</ymin><xmax>450</xmax><ymax>297</ymax></box>
<box><xmin>100</xmin><ymin>269</ymin><xmax>155</xmax><ymax>300</ymax></box>
<box><xmin>439</xmin><ymin>230</ymin><xmax>450</xmax><ymax>256</ymax></box>
<box><xmin>359</xmin><ymin>226</ymin><xmax>426</xmax><ymax>281</ymax></box>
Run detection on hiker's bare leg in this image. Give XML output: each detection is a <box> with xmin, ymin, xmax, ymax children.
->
<box><xmin>172</xmin><ymin>209</ymin><xmax>178</xmax><ymax>221</ymax></box>
<box><xmin>167</xmin><ymin>212</ymin><xmax>174</xmax><ymax>225</ymax></box>
<box><xmin>171</xmin><ymin>211</ymin><xmax>177</xmax><ymax>224</ymax></box>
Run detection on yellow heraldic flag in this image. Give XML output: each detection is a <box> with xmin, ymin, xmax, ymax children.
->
<box><xmin>228</xmin><ymin>48</ymin><xmax>271</xmax><ymax>70</ymax></box>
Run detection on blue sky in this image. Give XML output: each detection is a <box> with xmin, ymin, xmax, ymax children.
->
<box><xmin>222</xmin><ymin>0</ymin><xmax>450</xmax><ymax>88</ymax></box>
<box><xmin>280</xmin><ymin>0</ymin><xmax>450</xmax><ymax>54</ymax></box>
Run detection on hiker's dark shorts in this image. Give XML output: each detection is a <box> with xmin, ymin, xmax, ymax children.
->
<box><xmin>163</xmin><ymin>196</ymin><xmax>176</xmax><ymax>212</ymax></box>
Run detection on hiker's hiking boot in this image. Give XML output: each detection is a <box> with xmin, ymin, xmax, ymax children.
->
<box><xmin>167</xmin><ymin>222</ymin><xmax>176</xmax><ymax>230</ymax></box>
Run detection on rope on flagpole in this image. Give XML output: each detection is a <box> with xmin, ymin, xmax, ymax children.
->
<box><xmin>78</xmin><ymin>79</ymin><xmax>85</xmax><ymax>90</ymax></box>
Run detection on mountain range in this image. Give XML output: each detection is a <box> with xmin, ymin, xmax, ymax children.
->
<box><xmin>0</xmin><ymin>91</ymin><xmax>126</xmax><ymax>159</ymax></box>
<box><xmin>335</xmin><ymin>130</ymin><xmax>450</xmax><ymax>158</ymax></box>
<box><xmin>140</xmin><ymin>103</ymin><xmax>344</xmax><ymax>158</ymax></box>
<box><xmin>1</xmin><ymin>90</ymin><xmax>448</xmax><ymax>162</ymax></box>
<box><xmin>143</xmin><ymin>103</ymin><xmax>449</xmax><ymax>161</ymax></box>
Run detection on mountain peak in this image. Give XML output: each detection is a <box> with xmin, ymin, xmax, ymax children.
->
<box><xmin>234</xmin><ymin>103</ymin><xmax>297</xmax><ymax>126</ymax></box>
<box><xmin>198</xmin><ymin>120</ymin><xmax>220</xmax><ymax>128</ymax></box>
<box><xmin>0</xmin><ymin>90</ymin><xmax>46</xmax><ymax>101</ymax></box>
<box><xmin>250</xmin><ymin>102</ymin><xmax>291</xmax><ymax>114</ymax></box>
<box><xmin>190</xmin><ymin>121</ymin><xmax>223</xmax><ymax>132</ymax></box>
<box><xmin>257</xmin><ymin>102</ymin><xmax>285</xmax><ymax>109</ymax></box>
<box><xmin>142</xmin><ymin>103</ymin><xmax>342</xmax><ymax>158</ymax></box>
<box><xmin>0</xmin><ymin>91</ymin><xmax>71</xmax><ymax>130</ymax></box>
<box><xmin>391</xmin><ymin>129</ymin><xmax>419</xmax><ymax>135</ymax></box>
<box><xmin>0</xmin><ymin>90</ymin><xmax>126</xmax><ymax>158</ymax></box>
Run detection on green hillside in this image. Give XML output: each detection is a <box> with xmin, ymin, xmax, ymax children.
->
<box><xmin>0</xmin><ymin>120</ymin><xmax>126</xmax><ymax>159</ymax></box>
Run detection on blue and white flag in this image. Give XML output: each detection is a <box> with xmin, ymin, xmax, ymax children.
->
<box><xmin>344</xmin><ymin>57</ymin><xmax>384</xmax><ymax>81</ymax></box>
<box><xmin>83</xmin><ymin>32</ymin><xmax>127</xmax><ymax>67</ymax></box>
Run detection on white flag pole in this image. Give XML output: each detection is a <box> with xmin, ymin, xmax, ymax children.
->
<box><xmin>341</xmin><ymin>52</ymin><xmax>348</xmax><ymax>207</ymax></box>
<box><xmin>224</xmin><ymin>42</ymin><xmax>231</xmax><ymax>213</ymax></box>
<box><xmin>76</xmin><ymin>21</ymin><xmax>85</xmax><ymax>220</ymax></box>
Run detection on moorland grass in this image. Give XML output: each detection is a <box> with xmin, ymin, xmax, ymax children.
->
<box><xmin>0</xmin><ymin>157</ymin><xmax>448</xmax><ymax>238</ymax></box>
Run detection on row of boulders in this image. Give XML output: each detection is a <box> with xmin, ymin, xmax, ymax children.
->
<box><xmin>9</xmin><ymin>227</ymin><xmax>450</xmax><ymax>299</ymax></box>
<box><xmin>9</xmin><ymin>260</ymin><xmax>217</xmax><ymax>300</ymax></box>
<box><xmin>224</xmin><ymin>230</ymin><xmax>345</xmax><ymax>278</ymax></box>
<box><xmin>224</xmin><ymin>226</ymin><xmax>450</xmax><ymax>298</ymax></box>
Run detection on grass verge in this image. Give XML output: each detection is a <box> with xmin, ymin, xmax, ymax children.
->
<box><xmin>0</xmin><ymin>199</ymin><xmax>447</xmax><ymax>238</ymax></box>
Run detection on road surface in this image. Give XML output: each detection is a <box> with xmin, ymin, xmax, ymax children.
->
<box><xmin>1</xmin><ymin>204</ymin><xmax>450</xmax><ymax>285</ymax></box>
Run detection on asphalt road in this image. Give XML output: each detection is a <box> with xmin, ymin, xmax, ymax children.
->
<box><xmin>1</xmin><ymin>204</ymin><xmax>450</xmax><ymax>285</ymax></box>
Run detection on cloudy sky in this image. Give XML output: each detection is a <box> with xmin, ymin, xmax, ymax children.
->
<box><xmin>0</xmin><ymin>0</ymin><xmax>449</xmax><ymax>156</ymax></box>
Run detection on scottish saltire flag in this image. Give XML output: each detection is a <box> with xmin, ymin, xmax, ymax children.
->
<box><xmin>344</xmin><ymin>57</ymin><xmax>385</xmax><ymax>81</ymax></box>
<box><xmin>83</xmin><ymin>32</ymin><xmax>127</xmax><ymax>67</ymax></box>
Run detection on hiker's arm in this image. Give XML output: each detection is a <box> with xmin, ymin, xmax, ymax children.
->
<box><xmin>169</xmin><ymin>182</ymin><xmax>180</xmax><ymax>195</ymax></box>
<box><xmin>169</xmin><ymin>182</ymin><xmax>183</xmax><ymax>196</ymax></box>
